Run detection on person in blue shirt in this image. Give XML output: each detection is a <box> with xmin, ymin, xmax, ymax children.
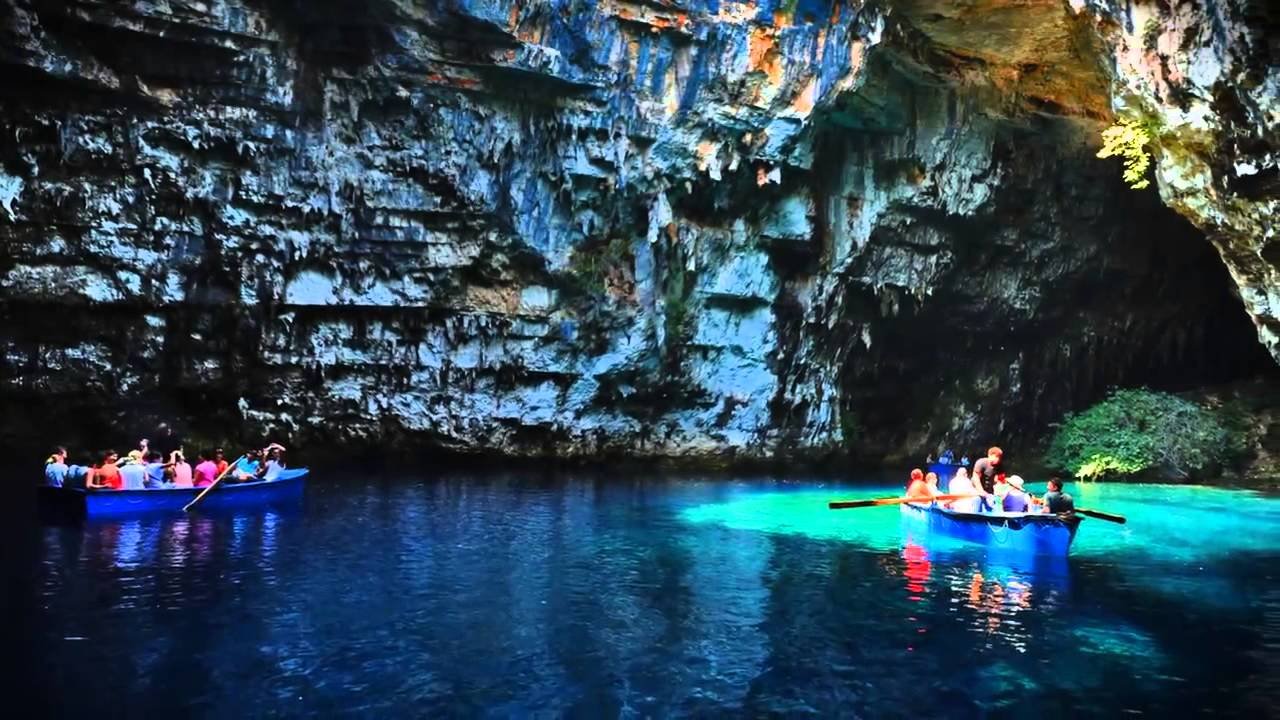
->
<box><xmin>230</xmin><ymin>450</ymin><xmax>263</xmax><ymax>482</ymax></box>
<box><xmin>119</xmin><ymin>452</ymin><xmax>148</xmax><ymax>490</ymax></box>
<box><xmin>43</xmin><ymin>447</ymin><xmax>94</xmax><ymax>489</ymax></box>
<box><xmin>1002</xmin><ymin>475</ymin><xmax>1032</xmax><ymax>512</ymax></box>
<box><xmin>143</xmin><ymin>451</ymin><xmax>172</xmax><ymax>489</ymax></box>
<box><xmin>44</xmin><ymin>447</ymin><xmax>69</xmax><ymax>487</ymax></box>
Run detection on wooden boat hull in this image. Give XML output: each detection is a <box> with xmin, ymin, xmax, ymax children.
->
<box><xmin>38</xmin><ymin>469</ymin><xmax>309</xmax><ymax>518</ymax></box>
<box><xmin>900</xmin><ymin>502</ymin><xmax>1083</xmax><ymax>556</ymax></box>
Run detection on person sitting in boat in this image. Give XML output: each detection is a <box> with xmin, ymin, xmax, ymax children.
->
<box><xmin>43</xmin><ymin>447</ymin><xmax>69</xmax><ymax>487</ymax></box>
<box><xmin>88</xmin><ymin>450</ymin><xmax>124</xmax><ymax>490</ymax></box>
<box><xmin>945</xmin><ymin>467</ymin><xmax>981</xmax><ymax>512</ymax></box>
<box><xmin>193</xmin><ymin>450</ymin><xmax>220</xmax><ymax>488</ymax></box>
<box><xmin>259</xmin><ymin>445</ymin><xmax>287</xmax><ymax>482</ymax></box>
<box><xmin>960</xmin><ymin>454</ymin><xmax>970</xmax><ymax>466</ymax></box>
<box><xmin>1041</xmin><ymin>476</ymin><xmax>1075</xmax><ymax>514</ymax></box>
<box><xmin>143</xmin><ymin>451</ymin><xmax>175</xmax><ymax>489</ymax></box>
<box><xmin>230</xmin><ymin>449</ymin><xmax>263</xmax><ymax>482</ymax></box>
<box><xmin>214</xmin><ymin>448</ymin><xmax>229</xmax><ymax>477</ymax></box>
<box><xmin>1002</xmin><ymin>475</ymin><xmax>1033</xmax><ymax>513</ymax></box>
<box><xmin>119</xmin><ymin>452</ymin><xmax>148</xmax><ymax>490</ymax></box>
<box><xmin>939</xmin><ymin>448</ymin><xmax>955</xmax><ymax>465</ymax></box>
<box><xmin>44</xmin><ymin>447</ymin><xmax>94</xmax><ymax>489</ymax></box>
<box><xmin>906</xmin><ymin>469</ymin><xmax>944</xmax><ymax>503</ymax></box>
<box><xmin>170</xmin><ymin>450</ymin><xmax>194</xmax><ymax>488</ymax></box>
<box><xmin>905</xmin><ymin>468</ymin><xmax>930</xmax><ymax>500</ymax></box>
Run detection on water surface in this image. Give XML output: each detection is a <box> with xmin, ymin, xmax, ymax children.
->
<box><xmin>20</xmin><ymin>473</ymin><xmax>1280</xmax><ymax>717</ymax></box>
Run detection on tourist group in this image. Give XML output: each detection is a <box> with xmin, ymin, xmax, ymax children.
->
<box><xmin>907</xmin><ymin>446</ymin><xmax>1076</xmax><ymax>514</ymax></box>
<box><xmin>43</xmin><ymin>439</ymin><xmax>288</xmax><ymax>491</ymax></box>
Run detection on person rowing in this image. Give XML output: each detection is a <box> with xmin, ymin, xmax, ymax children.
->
<box><xmin>971</xmin><ymin>446</ymin><xmax>1004</xmax><ymax>510</ymax></box>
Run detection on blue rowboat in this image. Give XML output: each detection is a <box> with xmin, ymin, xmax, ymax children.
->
<box><xmin>900</xmin><ymin>501</ymin><xmax>1083</xmax><ymax>556</ymax></box>
<box><xmin>38</xmin><ymin>469</ymin><xmax>309</xmax><ymax>518</ymax></box>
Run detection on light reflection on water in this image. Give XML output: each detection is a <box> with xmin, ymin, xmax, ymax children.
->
<box><xmin>22</xmin><ymin>474</ymin><xmax>1280</xmax><ymax>717</ymax></box>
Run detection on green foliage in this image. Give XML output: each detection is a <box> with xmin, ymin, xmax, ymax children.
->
<box><xmin>1046</xmin><ymin>389</ymin><xmax>1230</xmax><ymax>481</ymax></box>
<box><xmin>1076</xmin><ymin>454</ymin><xmax>1146</xmax><ymax>481</ymax></box>
<box><xmin>1097</xmin><ymin>117</ymin><xmax>1155</xmax><ymax>190</ymax></box>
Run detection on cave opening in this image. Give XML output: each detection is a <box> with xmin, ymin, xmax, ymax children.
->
<box><xmin>821</xmin><ymin>115</ymin><xmax>1277</xmax><ymax>462</ymax></box>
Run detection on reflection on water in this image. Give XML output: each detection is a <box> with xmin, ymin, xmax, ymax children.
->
<box><xmin>21</xmin><ymin>474</ymin><xmax>1280</xmax><ymax>716</ymax></box>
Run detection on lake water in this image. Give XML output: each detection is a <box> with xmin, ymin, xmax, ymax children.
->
<box><xmin>19</xmin><ymin>473</ymin><xmax>1280</xmax><ymax>717</ymax></box>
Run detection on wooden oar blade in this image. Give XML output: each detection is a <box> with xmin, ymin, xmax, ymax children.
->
<box><xmin>1077</xmin><ymin>507</ymin><xmax>1127</xmax><ymax>524</ymax></box>
<box><xmin>829</xmin><ymin>494</ymin><xmax>967</xmax><ymax>510</ymax></box>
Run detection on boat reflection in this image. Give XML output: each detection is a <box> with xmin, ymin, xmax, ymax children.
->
<box><xmin>894</xmin><ymin>536</ymin><xmax>1071</xmax><ymax>653</ymax></box>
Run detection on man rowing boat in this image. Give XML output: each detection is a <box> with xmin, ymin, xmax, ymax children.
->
<box><xmin>971</xmin><ymin>446</ymin><xmax>1004</xmax><ymax>495</ymax></box>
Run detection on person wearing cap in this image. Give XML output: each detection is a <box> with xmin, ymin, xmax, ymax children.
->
<box><xmin>1002</xmin><ymin>475</ymin><xmax>1033</xmax><ymax>512</ymax></box>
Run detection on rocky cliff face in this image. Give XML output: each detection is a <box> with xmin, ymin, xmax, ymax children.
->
<box><xmin>0</xmin><ymin>0</ymin><xmax>1273</xmax><ymax>463</ymax></box>
<box><xmin>1089</xmin><ymin>0</ymin><xmax>1279</xmax><ymax>360</ymax></box>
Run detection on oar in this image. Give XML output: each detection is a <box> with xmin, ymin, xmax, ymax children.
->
<box><xmin>1074</xmin><ymin>507</ymin><xmax>1127</xmax><ymax>524</ymax></box>
<box><xmin>829</xmin><ymin>494</ymin><xmax>970</xmax><ymax>510</ymax></box>
<box><xmin>183</xmin><ymin>454</ymin><xmax>246</xmax><ymax>512</ymax></box>
<box><xmin>1014</xmin><ymin>482</ymin><xmax>1128</xmax><ymax>525</ymax></box>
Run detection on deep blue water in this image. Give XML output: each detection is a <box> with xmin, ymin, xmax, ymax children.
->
<box><xmin>20</xmin><ymin>473</ymin><xmax>1280</xmax><ymax>717</ymax></box>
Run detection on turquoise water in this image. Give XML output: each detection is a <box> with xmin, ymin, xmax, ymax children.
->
<box><xmin>20</xmin><ymin>473</ymin><xmax>1280</xmax><ymax>716</ymax></box>
<box><xmin>684</xmin><ymin>482</ymin><xmax>1280</xmax><ymax>561</ymax></box>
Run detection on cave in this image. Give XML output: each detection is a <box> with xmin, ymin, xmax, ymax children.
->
<box><xmin>0</xmin><ymin>0</ymin><xmax>1274</xmax><ymax>469</ymax></box>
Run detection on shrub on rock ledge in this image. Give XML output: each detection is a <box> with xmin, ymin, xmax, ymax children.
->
<box><xmin>1046</xmin><ymin>389</ymin><xmax>1229</xmax><ymax>481</ymax></box>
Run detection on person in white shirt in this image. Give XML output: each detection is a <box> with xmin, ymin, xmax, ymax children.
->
<box><xmin>946</xmin><ymin>467</ymin><xmax>982</xmax><ymax>513</ymax></box>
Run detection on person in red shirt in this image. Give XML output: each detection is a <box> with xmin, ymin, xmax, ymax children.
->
<box><xmin>90</xmin><ymin>450</ymin><xmax>123</xmax><ymax>490</ymax></box>
<box><xmin>214</xmin><ymin>448</ymin><xmax>229</xmax><ymax>477</ymax></box>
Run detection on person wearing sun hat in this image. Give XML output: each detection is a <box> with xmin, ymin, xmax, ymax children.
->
<box><xmin>1002</xmin><ymin>475</ymin><xmax>1032</xmax><ymax>512</ymax></box>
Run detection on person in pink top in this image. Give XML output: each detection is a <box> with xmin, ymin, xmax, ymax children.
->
<box><xmin>170</xmin><ymin>450</ymin><xmax>194</xmax><ymax>488</ymax></box>
<box><xmin>193</xmin><ymin>450</ymin><xmax>219</xmax><ymax>488</ymax></box>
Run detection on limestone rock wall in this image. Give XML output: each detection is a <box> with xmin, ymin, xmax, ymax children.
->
<box><xmin>1084</xmin><ymin>0</ymin><xmax>1279</xmax><ymax>361</ymax></box>
<box><xmin>0</xmin><ymin>0</ymin><xmax>1272</xmax><ymax>462</ymax></box>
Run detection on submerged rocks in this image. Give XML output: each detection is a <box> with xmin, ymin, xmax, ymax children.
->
<box><xmin>0</xmin><ymin>1</ymin><xmax>1273</xmax><ymax>462</ymax></box>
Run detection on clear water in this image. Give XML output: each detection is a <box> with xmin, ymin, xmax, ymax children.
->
<box><xmin>19</xmin><ymin>473</ymin><xmax>1280</xmax><ymax>717</ymax></box>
